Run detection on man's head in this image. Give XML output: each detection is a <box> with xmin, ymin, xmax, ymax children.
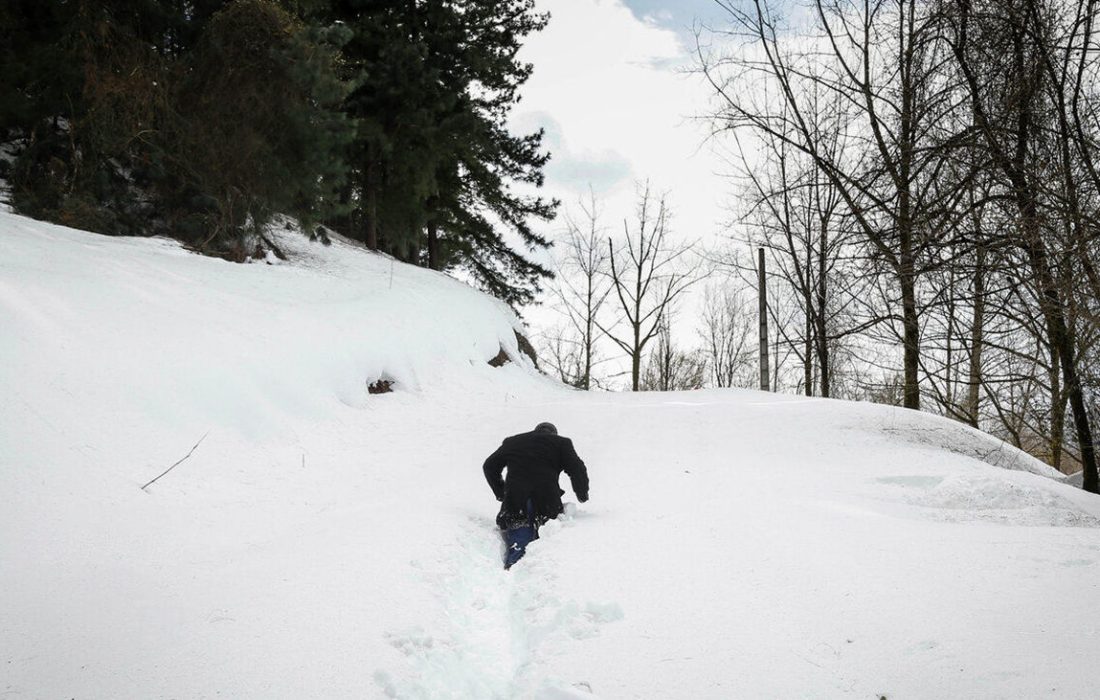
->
<box><xmin>534</xmin><ymin>422</ymin><xmax>558</xmax><ymax>435</ymax></box>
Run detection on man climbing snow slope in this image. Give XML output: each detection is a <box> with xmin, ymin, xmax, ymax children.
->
<box><xmin>482</xmin><ymin>422</ymin><xmax>590</xmax><ymax>569</ymax></box>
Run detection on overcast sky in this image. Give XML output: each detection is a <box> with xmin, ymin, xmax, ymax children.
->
<box><xmin>514</xmin><ymin>0</ymin><xmax>737</xmax><ymax>343</ymax></box>
<box><xmin>517</xmin><ymin>0</ymin><xmax>735</xmax><ymax>247</ymax></box>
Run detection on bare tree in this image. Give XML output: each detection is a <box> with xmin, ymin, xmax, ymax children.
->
<box><xmin>600</xmin><ymin>182</ymin><xmax>702</xmax><ymax>391</ymax></box>
<box><xmin>699</xmin><ymin>283</ymin><xmax>757</xmax><ymax>388</ymax></box>
<box><xmin>727</xmin><ymin>90</ymin><xmax>861</xmax><ymax>397</ymax></box>
<box><xmin>640</xmin><ymin>316</ymin><xmax>707</xmax><ymax>391</ymax></box>
<box><xmin>687</xmin><ymin>0</ymin><xmax>1100</xmax><ymax>489</ymax></box>
<box><xmin>945</xmin><ymin>0</ymin><xmax>1099</xmax><ymax>491</ymax></box>
<box><xmin>549</xmin><ymin>188</ymin><xmax>614</xmax><ymax>390</ymax></box>
<box><xmin>702</xmin><ymin>0</ymin><xmax>972</xmax><ymax>409</ymax></box>
<box><xmin>538</xmin><ymin>324</ymin><xmax>587</xmax><ymax>389</ymax></box>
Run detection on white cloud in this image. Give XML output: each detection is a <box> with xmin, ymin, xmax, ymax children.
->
<box><xmin>515</xmin><ymin>0</ymin><xmax>728</xmax><ymax>246</ymax></box>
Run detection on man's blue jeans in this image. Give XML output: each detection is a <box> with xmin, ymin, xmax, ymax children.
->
<box><xmin>502</xmin><ymin>498</ymin><xmax>538</xmax><ymax>569</ymax></box>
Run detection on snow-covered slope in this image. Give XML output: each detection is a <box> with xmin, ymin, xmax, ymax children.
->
<box><xmin>3</xmin><ymin>211</ymin><xmax>1100</xmax><ymax>699</ymax></box>
<box><xmin>1</xmin><ymin>210</ymin><xmax>545</xmax><ymax>467</ymax></box>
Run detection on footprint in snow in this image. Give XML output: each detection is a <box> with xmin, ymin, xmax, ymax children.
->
<box><xmin>375</xmin><ymin>513</ymin><xmax>621</xmax><ymax>699</ymax></box>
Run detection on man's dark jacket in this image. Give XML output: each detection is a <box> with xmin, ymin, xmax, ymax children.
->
<box><xmin>483</xmin><ymin>430</ymin><xmax>589</xmax><ymax>528</ymax></box>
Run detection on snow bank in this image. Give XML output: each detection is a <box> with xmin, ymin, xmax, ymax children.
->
<box><xmin>4</xmin><ymin>210</ymin><xmax>1100</xmax><ymax>699</ymax></box>
<box><xmin>0</xmin><ymin>210</ymin><xmax>545</xmax><ymax>475</ymax></box>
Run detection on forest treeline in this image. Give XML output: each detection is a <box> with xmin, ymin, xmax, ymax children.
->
<box><xmin>698</xmin><ymin>0</ymin><xmax>1100</xmax><ymax>491</ymax></box>
<box><xmin>539</xmin><ymin>0</ymin><xmax>1100</xmax><ymax>493</ymax></box>
<box><xmin>0</xmin><ymin>0</ymin><xmax>555</xmax><ymax>305</ymax></box>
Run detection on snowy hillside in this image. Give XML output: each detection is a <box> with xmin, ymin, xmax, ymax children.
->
<box><xmin>3</xmin><ymin>211</ymin><xmax>1100</xmax><ymax>699</ymax></box>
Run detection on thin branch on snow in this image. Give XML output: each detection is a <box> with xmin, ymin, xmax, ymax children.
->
<box><xmin>140</xmin><ymin>431</ymin><xmax>210</xmax><ymax>491</ymax></box>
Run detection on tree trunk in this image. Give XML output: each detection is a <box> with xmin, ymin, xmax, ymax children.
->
<box><xmin>364</xmin><ymin>159</ymin><xmax>379</xmax><ymax>250</ymax></box>
<box><xmin>582</xmin><ymin>269</ymin><xmax>596</xmax><ymax>390</ymax></box>
<box><xmin>1048</xmin><ymin>337</ymin><xmax>1064</xmax><ymax>471</ymax></box>
<box><xmin>897</xmin><ymin>171</ymin><xmax>920</xmax><ymax>409</ymax></box>
<box><xmin>966</xmin><ymin>242</ymin><xmax>985</xmax><ymax>427</ymax></box>
<box><xmin>804</xmin><ymin>244</ymin><xmax>813</xmax><ymax>396</ymax></box>
<box><xmin>945</xmin><ymin>255</ymin><xmax>957</xmax><ymax>410</ymax></box>
<box><xmin>334</xmin><ymin>180</ymin><xmax>353</xmax><ymax>238</ymax></box>
<box><xmin>427</xmin><ymin>220</ymin><xmax>439</xmax><ymax>270</ymax></box>
<box><xmin>631</xmin><ymin>319</ymin><xmax>641</xmax><ymax>391</ymax></box>
<box><xmin>582</xmin><ymin>313</ymin><xmax>593</xmax><ymax>391</ymax></box>
<box><xmin>1020</xmin><ymin>195</ymin><xmax>1096</xmax><ymax>489</ymax></box>
<box><xmin>816</xmin><ymin>222</ymin><xmax>830</xmax><ymax>398</ymax></box>
<box><xmin>899</xmin><ymin>267</ymin><xmax>921</xmax><ymax>410</ymax></box>
<box><xmin>758</xmin><ymin>248</ymin><xmax>770</xmax><ymax>391</ymax></box>
<box><xmin>898</xmin><ymin>6</ymin><xmax>920</xmax><ymax>411</ymax></box>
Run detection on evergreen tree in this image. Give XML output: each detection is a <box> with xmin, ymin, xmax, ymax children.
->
<box><xmin>332</xmin><ymin>0</ymin><xmax>557</xmax><ymax>304</ymax></box>
<box><xmin>0</xmin><ymin>1</ymin><xmax>79</xmax><ymax>135</ymax></box>
<box><xmin>162</xmin><ymin>0</ymin><xmax>354</xmax><ymax>256</ymax></box>
<box><xmin>426</xmin><ymin>0</ymin><xmax>558</xmax><ymax>306</ymax></box>
<box><xmin>3</xmin><ymin>0</ymin><xmax>555</xmax><ymax>299</ymax></box>
<box><xmin>1</xmin><ymin>0</ymin><xmax>353</xmax><ymax>257</ymax></box>
<box><xmin>0</xmin><ymin>1</ymin><xmax>235</xmax><ymax>229</ymax></box>
<box><xmin>333</xmin><ymin>0</ymin><xmax>452</xmax><ymax>256</ymax></box>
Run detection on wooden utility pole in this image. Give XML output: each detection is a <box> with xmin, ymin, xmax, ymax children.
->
<box><xmin>758</xmin><ymin>247</ymin><xmax>770</xmax><ymax>391</ymax></box>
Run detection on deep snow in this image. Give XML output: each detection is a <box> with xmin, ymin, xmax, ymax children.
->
<box><xmin>3</xmin><ymin>210</ymin><xmax>1100</xmax><ymax>699</ymax></box>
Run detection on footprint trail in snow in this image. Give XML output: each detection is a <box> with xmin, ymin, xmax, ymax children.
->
<box><xmin>375</xmin><ymin>506</ymin><xmax>622</xmax><ymax>699</ymax></box>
